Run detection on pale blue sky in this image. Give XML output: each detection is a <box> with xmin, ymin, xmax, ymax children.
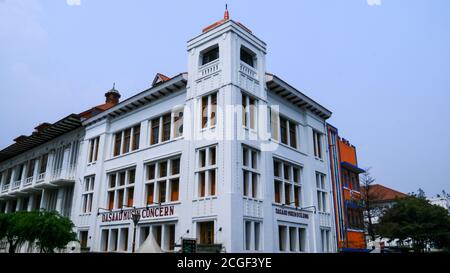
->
<box><xmin>0</xmin><ymin>0</ymin><xmax>449</xmax><ymax>196</ymax></box>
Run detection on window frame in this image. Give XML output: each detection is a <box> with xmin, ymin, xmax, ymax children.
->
<box><xmin>242</xmin><ymin>92</ymin><xmax>258</xmax><ymax>131</ymax></box>
<box><xmin>112</xmin><ymin>124</ymin><xmax>141</xmax><ymax>157</ymax></box>
<box><xmin>195</xmin><ymin>145</ymin><xmax>218</xmax><ymax>199</ymax></box>
<box><xmin>81</xmin><ymin>175</ymin><xmax>95</xmax><ymax>214</ymax></box>
<box><xmin>242</xmin><ymin>145</ymin><xmax>261</xmax><ymax>200</ymax></box>
<box><xmin>200</xmin><ymin>93</ymin><xmax>217</xmax><ymax>130</ymax></box>
<box><xmin>145</xmin><ymin>156</ymin><xmax>181</xmax><ymax>206</ymax></box>
<box><xmin>273</xmin><ymin>159</ymin><xmax>303</xmax><ymax>207</ymax></box>
<box><xmin>106</xmin><ymin>168</ymin><xmax>136</xmax><ymax>210</ymax></box>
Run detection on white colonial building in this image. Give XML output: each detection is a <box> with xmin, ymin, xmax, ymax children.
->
<box><xmin>0</xmin><ymin>10</ymin><xmax>336</xmax><ymax>253</ymax></box>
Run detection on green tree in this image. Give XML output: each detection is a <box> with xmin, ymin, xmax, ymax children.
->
<box><xmin>0</xmin><ymin>211</ymin><xmax>38</xmax><ymax>253</ymax></box>
<box><xmin>0</xmin><ymin>211</ymin><xmax>76</xmax><ymax>253</ymax></box>
<box><xmin>376</xmin><ymin>195</ymin><xmax>450</xmax><ymax>252</ymax></box>
<box><xmin>34</xmin><ymin>211</ymin><xmax>77</xmax><ymax>253</ymax></box>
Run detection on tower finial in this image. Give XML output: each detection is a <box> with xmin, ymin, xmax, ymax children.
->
<box><xmin>224</xmin><ymin>4</ymin><xmax>229</xmax><ymax>20</ymax></box>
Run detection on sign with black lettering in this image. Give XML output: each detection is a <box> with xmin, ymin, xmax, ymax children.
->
<box><xmin>275</xmin><ymin>207</ymin><xmax>309</xmax><ymax>219</ymax></box>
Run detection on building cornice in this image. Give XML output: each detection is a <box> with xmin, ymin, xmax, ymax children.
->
<box><xmin>82</xmin><ymin>73</ymin><xmax>188</xmax><ymax>127</ymax></box>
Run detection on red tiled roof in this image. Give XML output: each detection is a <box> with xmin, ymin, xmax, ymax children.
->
<box><xmin>361</xmin><ymin>184</ymin><xmax>407</xmax><ymax>203</ymax></box>
<box><xmin>152</xmin><ymin>73</ymin><xmax>172</xmax><ymax>87</ymax></box>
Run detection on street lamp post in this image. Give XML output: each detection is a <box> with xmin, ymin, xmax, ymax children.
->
<box><xmin>131</xmin><ymin>210</ymin><xmax>141</xmax><ymax>253</ymax></box>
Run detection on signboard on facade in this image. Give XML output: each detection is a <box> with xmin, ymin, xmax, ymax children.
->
<box><xmin>275</xmin><ymin>207</ymin><xmax>309</xmax><ymax>219</ymax></box>
<box><xmin>100</xmin><ymin>205</ymin><xmax>175</xmax><ymax>223</ymax></box>
<box><xmin>181</xmin><ymin>238</ymin><xmax>197</xmax><ymax>253</ymax></box>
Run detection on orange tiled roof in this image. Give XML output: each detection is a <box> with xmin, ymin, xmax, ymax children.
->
<box><xmin>361</xmin><ymin>184</ymin><xmax>407</xmax><ymax>203</ymax></box>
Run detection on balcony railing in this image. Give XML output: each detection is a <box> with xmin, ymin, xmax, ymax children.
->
<box><xmin>1</xmin><ymin>184</ymin><xmax>9</xmax><ymax>193</ymax></box>
<box><xmin>12</xmin><ymin>180</ymin><xmax>21</xmax><ymax>189</ymax></box>
<box><xmin>198</xmin><ymin>60</ymin><xmax>220</xmax><ymax>79</ymax></box>
<box><xmin>24</xmin><ymin>177</ymin><xmax>33</xmax><ymax>186</ymax></box>
<box><xmin>239</xmin><ymin>62</ymin><xmax>257</xmax><ymax>79</ymax></box>
<box><xmin>36</xmin><ymin>172</ymin><xmax>46</xmax><ymax>183</ymax></box>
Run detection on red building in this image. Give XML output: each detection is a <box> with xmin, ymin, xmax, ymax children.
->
<box><xmin>327</xmin><ymin>124</ymin><xmax>366</xmax><ymax>251</ymax></box>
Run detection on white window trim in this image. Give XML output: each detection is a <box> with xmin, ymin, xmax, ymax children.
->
<box><xmin>195</xmin><ymin>145</ymin><xmax>218</xmax><ymax>199</ymax></box>
<box><xmin>145</xmin><ymin>156</ymin><xmax>181</xmax><ymax>205</ymax></box>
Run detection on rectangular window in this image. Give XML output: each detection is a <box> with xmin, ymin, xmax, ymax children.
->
<box><xmin>316</xmin><ymin>172</ymin><xmax>328</xmax><ymax>213</ymax></box>
<box><xmin>132</xmin><ymin>125</ymin><xmax>140</xmax><ymax>151</ymax></box>
<box><xmin>244</xmin><ymin>220</ymin><xmax>262</xmax><ymax>252</ymax></box>
<box><xmin>173</xmin><ymin>108</ymin><xmax>184</xmax><ymax>138</ymax></box>
<box><xmin>82</xmin><ymin>176</ymin><xmax>95</xmax><ymax>214</ymax></box>
<box><xmin>274</xmin><ymin>180</ymin><xmax>281</xmax><ymax>203</ymax></box>
<box><xmin>278</xmin><ymin>225</ymin><xmax>287</xmax><ymax>251</ymax></box>
<box><xmin>150</xmin><ymin>110</ymin><xmax>184</xmax><ymax>145</ymax></box>
<box><xmin>151</xmin><ymin>117</ymin><xmax>160</xmax><ymax>145</ymax></box>
<box><xmin>113</xmin><ymin>132</ymin><xmax>122</xmax><ymax>157</ymax></box>
<box><xmin>313</xmin><ymin>131</ymin><xmax>323</xmax><ymax>159</ymax></box>
<box><xmin>279</xmin><ymin>116</ymin><xmax>298</xmax><ymax>148</ymax></box>
<box><xmin>79</xmin><ymin>230</ymin><xmax>88</xmax><ymax>249</ymax></box>
<box><xmin>113</xmin><ymin>125</ymin><xmax>141</xmax><ymax>157</ymax></box>
<box><xmin>107</xmin><ymin>168</ymin><xmax>135</xmax><ymax>210</ymax></box>
<box><xmin>15</xmin><ymin>164</ymin><xmax>24</xmax><ymax>182</ymax></box>
<box><xmin>242</xmin><ymin>93</ymin><xmax>257</xmax><ymax>130</ymax></box>
<box><xmin>119</xmin><ymin>228</ymin><xmax>129</xmax><ymax>251</ymax></box>
<box><xmin>270</xmin><ymin>107</ymin><xmax>279</xmax><ymax>141</ymax></box>
<box><xmin>278</xmin><ymin>225</ymin><xmax>307</xmax><ymax>253</ymax></box>
<box><xmin>196</xmin><ymin>145</ymin><xmax>218</xmax><ymax>198</ymax></box>
<box><xmin>88</xmin><ymin>137</ymin><xmax>100</xmax><ymax>163</ymax></box>
<box><xmin>162</xmin><ymin>113</ymin><xmax>171</xmax><ymax>142</ymax></box>
<box><xmin>240</xmin><ymin>47</ymin><xmax>255</xmax><ymax>68</ymax></box>
<box><xmin>199</xmin><ymin>221</ymin><xmax>214</xmax><ymax>245</ymax></box>
<box><xmin>242</xmin><ymin>146</ymin><xmax>260</xmax><ymax>199</ymax></box>
<box><xmin>101</xmin><ymin>229</ymin><xmax>109</xmax><ymax>252</ymax></box>
<box><xmin>122</xmin><ymin>128</ymin><xmax>131</xmax><ymax>154</ymax></box>
<box><xmin>145</xmin><ymin>156</ymin><xmax>181</xmax><ymax>205</ymax></box>
<box><xmin>39</xmin><ymin>154</ymin><xmax>48</xmax><ymax>175</ymax></box>
<box><xmin>201</xmin><ymin>46</ymin><xmax>219</xmax><ymax>65</ymax></box>
<box><xmin>201</xmin><ymin>93</ymin><xmax>217</xmax><ymax>129</ymax></box>
<box><xmin>321</xmin><ymin>229</ymin><xmax>331</xmax><ymax>252</ymax></box>
<box><xmin>289</xmin><ymin>123</ymin><xmax>297</xmax><ymax>149</ymax></box>
<box><xmin>26</xmin><ymin>159</ymin><xmax>36</xmax><ymax>179</ymax></box>
<box><xmin>280</xmin><ymin>117</ymin><xmax>288</xmax><ymax>145</ymax></box>
<box><xmin>273</xmin><ymin>159</ymin><xmax>302</xmax><ymax>207</ymax></box>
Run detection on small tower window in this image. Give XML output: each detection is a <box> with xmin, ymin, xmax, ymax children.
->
<box><xmin>240</xmin><ymin>46</ymin><xmax>256</xmax><ymax>68</ymax></box>
<box><xmin>201</xmin><ymin>45</ymin><xmax>219</xmax><ymax>65</ymax></box>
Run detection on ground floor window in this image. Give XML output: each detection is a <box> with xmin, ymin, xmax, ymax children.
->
<box><xmin>139</xmin><ymin>223</ymin><xmax>176</xmax><ymax>251</ymax></box>
<box><xmin>278</xmin><ymin>224</ymin><xmax>307</xmax><ymax>252</ymax></box>
<box><xmin>79</xmin><ymin>230</ymin><xmax>89</xmax><ymax>249</ymax></box>
<box><xmin>198</xmin><ymin>221</ymin><xmax>214</xmax><ymax>245</ymax></box>
<box><xmin>244</xmin><ymin>220</ymin><xmax>262</xmax><ymax>251</ymax></box>
<box><xmin>320</xmin><ymin>228</ymin><xmax>331</xmax><ymax>253</ymax></box>
<box><xmin>100</xmin><ymin>226</ymin><xmax>131</xmax><ymax>252</ymax></box>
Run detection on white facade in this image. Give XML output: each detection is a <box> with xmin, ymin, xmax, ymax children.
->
<box><xmin>429</xmin><ymin>195</ymin><xmax>450</xmax><ymax>214</ymax></box>
<box><xmin>0</xmin><ymin>17</ymin><xmax>336</xmax><ymax>253</ymax></box>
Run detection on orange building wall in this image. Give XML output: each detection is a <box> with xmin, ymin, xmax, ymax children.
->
<box><xmin>347</xmin><ymin>231</ymin><xmax>366</xmax><ymax>249</ymax></box>
<box><xmin>338</xmin><ymin>139</ymin><xmax>357</xmax><ymax>166</ymax></box>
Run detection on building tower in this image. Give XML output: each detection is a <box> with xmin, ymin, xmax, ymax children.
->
<box><xmin>184</xmin><ymin>7</ymin><xmax>268</xmax><ymax>252</ymax></box>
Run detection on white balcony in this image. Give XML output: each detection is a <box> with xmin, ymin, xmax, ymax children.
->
<box><xmin>1</xmin><ymin>184</ymin><xmax>9</xmax><ymax>193</ymax></box>
<box><xmin>239</xmin><ymin>62</ymin><xmax>257</xmax><ymax>80</ymax></box>
<box><xmin>198</xmin><ymin>60</ymin><xmax>220</xmax><ymax>79</ymax></box>
<box><xmin>23</xmin><ymin>177</ymin><xmax>33</xmax><ymax>187</ymax></box>
<box><xmin>49</xmin><ymin>165</ymin><xmax>76</xmax><ymax>186</ymax></box>
<box><xmin>36</xmin><ymin>172</ymin><xmax>46</xmax><ymax>183</ymax></box>
<box><xmin>12</xmin><ymin>180</ymin><xmax>21</xmax><ymax>190</ymax></box>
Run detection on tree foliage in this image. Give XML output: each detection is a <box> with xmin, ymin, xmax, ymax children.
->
<box><xmin>376</xmin><ymin>195</ymin><xmax>450</xmax><ymax>252</ymax></box>
<box><xmin>0</xmin><ymin>211</ymin><xmax>76</xmax><ymax>253</ymax></box>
